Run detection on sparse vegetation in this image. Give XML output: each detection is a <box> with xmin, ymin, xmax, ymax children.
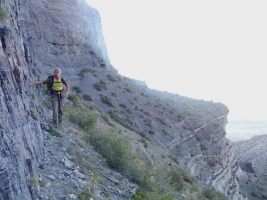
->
<box><xmin>156</xmin><ymin>117</ymin><xmax>166</xmax><ymax>125</ymax></box>
<box><xmin>126</xmin><ymin>108</ymin><xmax>132</xmax><ymax>114</ymax></box>
<box><xmin>65</xmin><ymin>99</ymin><xmax>147</xmax><ymax>183</ymax></box>
<box><xmin>82</xmin><ymin>94</ymin><xmax>92</xmax><ymax>101</ymax></box>
<box><xmin>0</xmin><ymin>8</ymin><xmax>8</xmax><ymax>21</ymax></box>
<box><xmin>119</xmin><ymin>104</ymin><xmax>127</xmax><ymax>109</ymax></box>
<box><xmin>47</xmin><ymin>125</ymin><xmax>62</xmax><ymax>137</ymax></box>
<box><xmin>162</xmin><ymin>129</ymin><xmax>169</xmax><ymax>136</ymax></box>
<box><xmin>101</xmin><ymin>113</ymin><xmax>114</xmax><ymax>126</ymax></box>
<box><xmin>131</xmin><ymin>187</ymin><xmax>175</xmax><ymax>200</ymax></box>
<box><xmin>106</xmin><ymin>74</ymin><xmax>117</xmax><ymax>82</ymax></box>
<box><xmin>124</xmin><ymin>87</ymin><xmax>133</xmax><ymax>93</ymax></box>
<box><xmin>93</xmin><ymin>73</ymin><xmax>98</xmax><ymax>78</ymax></box>
<box><xmin>167</xmin><ymin>167</ymin><xmax>194</xmax><ymax>191</ymax></box>
<box><xmin>108</xmin><ymin>111</ymin><xmax>135</xmax><ymax>131</ymax></box>
<box><xmin>169</xmin><ymin>156</ymin><xmax>179</xmax><ymax>165</ymax></box>
<box><xmin>77</xmin><ymin>188</ymin><xmax>92</xmax><ymax>200</ymax></box>
<box><xmin>144</xmin><ymin>112</ymin><xmax>151</xmax><ymax>116</ymax></box>
<box><xmin>72</xmin><ymin>86</ymin><xmax>81</xmax><ymax>93</ymax></box>
<box><xmin>201</xmin><ymin>188</ymin><xmax>229</xmax><ymax>200</ymax></box>
<box><xmin>31</xmin><ymin>92</ymin><xmax>36</xmax><ymax>100</ymax></box>
<box><xmin>30</xmin><ymin>109</ymin><xmax>38</xmax><ymax>120</ymax></box>
<box><xmin>144</xmin><ymin>118</ymin><xmax>153</xmax><ymax>129</ymax></box>
<box><xmin>68</xmin><ymin>94</ymin><xmax>95</xmax><ymax>110</ymax></box>
<box><xmin>111</xmin><ymin>92</ymin><xmax>117</xmax><ymax>97</ymax></box>
<box><xmin>68</xmin><ymin>94</ymin><xmax>81</xmax><ymax>106</ymax></box>
<box><xmin>62</xmin><ymin>91</ymin><xmax>228</xmax><ymax>200</ymax></box>
<box><xmin>100</xmin><ymin>96</ymin><xmax>113</xmax><ymax>107</ymax></box>
<box><xmin>139</xmin><ymin>138</ymin><xmax>148</xmax><ymax>148</ymax></box>
<box><xmin>65</xmin><ymin>107</ymin><xmax>98</xmax><ymax>132</ymax></box>
<box><xmin>93</xmin><ymin>80</ymin><xmax>106</xmax><ymax>91</ymax></box>
<box><xmin>77</xmin><ymin>68</ymin><xmax>91</xmax><ymax>78</ymax></box>
<box><xmin>85</xmin><ymin>128</ymin><xmax>137</xmax><ymax>172</ymax></box>
<box><xmin>29</xmin><ymin>176</ymin><xmax>38</xmax><ymax>187</ymax></box>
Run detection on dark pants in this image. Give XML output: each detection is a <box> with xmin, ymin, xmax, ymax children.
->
<box><xmin>51</xmin><ymin>94</ymin><xmax>63</xmax><ymax>124</ymax></box>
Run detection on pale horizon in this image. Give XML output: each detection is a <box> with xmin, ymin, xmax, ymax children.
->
<box><xmin>86</xmin><ymin>0</ymin><xmax>267</xmax><ymax>122</ymax></box>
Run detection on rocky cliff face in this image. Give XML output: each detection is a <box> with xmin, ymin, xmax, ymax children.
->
<box><xmin>0</xmin><ymin>0</ymin><xmax>263</xmax><ymax>199</ymax></box>
<box><xmin>0</xmin><ymin>0</ymin><xmax>109</xmax><ymax>199</ymax></box>
<box><xmin>0</xmin><ymin>1</ymin><xmax>43</xmax><ymax>199</ymax></box>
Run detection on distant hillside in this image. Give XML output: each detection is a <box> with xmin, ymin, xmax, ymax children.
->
<box><xmin>226</xmin><ymin>121</ymin><xmax>267</xmax><ymax>141</ymax></box>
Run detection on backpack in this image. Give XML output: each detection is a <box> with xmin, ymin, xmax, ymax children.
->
<box><xmin>46</xmin><ymin>75</ymin><xmax>54</xmax><ymax>95</ymax></box>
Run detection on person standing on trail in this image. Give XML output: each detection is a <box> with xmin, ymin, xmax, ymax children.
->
<box><xmin>30</xmin><ymin>68</ymin><xmax>70</xmax><ymax>127</ymax></box>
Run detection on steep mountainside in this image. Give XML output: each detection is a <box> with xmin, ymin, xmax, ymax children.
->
<box><xmin>232</xmin><ymin>135</ymin><xmax>267</xmax><ymax>200</ymax></box>
<box><xmin>0</xmin><ymin>0</ymin><xmax>264</xmax><ymax>199</ymax></box>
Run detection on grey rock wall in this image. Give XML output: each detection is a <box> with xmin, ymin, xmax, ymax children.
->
<box><xmin>0</xmin><ymin>0</ymin><xmax>43</xmax><ymax>199</ymax></box>
<box><xmin>0</xmin><ymin>0</ymin><xmax>110</xmax><ymax>199</ymax></box>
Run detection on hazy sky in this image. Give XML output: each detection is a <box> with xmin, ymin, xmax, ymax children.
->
<box><xmin>86</xmin><ymin>0</ymin><xmax>267</xmax><ymax>121</ymax></box>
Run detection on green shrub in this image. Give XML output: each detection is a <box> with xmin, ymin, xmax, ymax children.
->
<box><xmin>77</xmin><ymin>188</ymin><xmax>92</xmax><ymax>200</ymax></box>
<box><xmin>126</xmin><ymin>108</ymin><xmax>132</xmax><ymax>114</ymax></box>
<box><xmin>169</xmin><ymin>156</ymin><xmax>179</xmax><ymax>165</ymax></box>
<box><xmin>139</xmin><ymin>138</ymin><xmax>148</xmax><ymax>148</ymax></box>
<box><xmin>82</xmin><ymin>94</ymin><xmax>92</xmax><ymax>101</ymax></box>
<box><xmin>108</xmin><ymin>111</ymin><xmax>135</xmax><ymax>131</ymax></box>
<box><xmin>66</xmin><ymin>107</ymin><xmax>98</xmax><ymax>131</ymax></box>
<box><xmin>131</xmin><ymin>186</ymin><xmax>175</xmax><ymax>200</ymax></box>
<box><xmin>106</xmin><ymin>74</ymin><xmax>117</xmax><ymax>82</ymax></box>
<box><xmin>72</xmin><ymin>86</ymin><xmax>81</xmax><ymax>93</ymax></box>
<box><xmin>0</xmin><ymin>8</ymin><xmax>8</xmax><ymax>21</ymax></box>
<box><xmin>31</xmin><ymin>93</ymin><xmax>36</xmax><ymax>100</ymax></box>
<box><xmin>167</xmin><ymin>168</ymin><xmax>185</xmax><ymax>191</ymax></box>
<box><xmin>93</xmin><ymin>73</ymin><xmax>98</xmax><ymax>78</ymax></box>
<box><xmin>144</xmin><ymin>112</ymin><xmax>151</xmax><ymax>116</ymax></box>
<box><xmin>93</xmin><ymin>80</ymin><xmax>106</xmax><ymax>91</ymax></box>
<box><xmin>84</xmin><ymin>127</ymin><xmax>147</xmax><ymax>184</ymax></box>
<box><xmin>77</xmin><ymin>68</ymin><xmax>91</xmax><ymax>78</ymax></box>
<box><xmin>85</xmin><ymin>128</ymin><xmax>134</xmax><ymax>171</ymax></box>
<box><xmin>167</xmin><ymin>167</ymin><xmax>195</xmax><ymax>191</ymax></box>
<box><xmin>47</xmin><ymin>125</ymin><xmax>62</xmax><ymax>137</ymax></box>
<box><xmin>162</xmin><ymin>129</ymin><xmax>169</xmax><ymax>136</ymax></box>
<box><xmin>156</xmin><ymin>117</ymin><xmax>166</xmax><ymax>125</ymax></box>
<box><xmin>100</xmin><ymin>96</ymin><xmax>113</xmax><ymax>107</ymax></box>
<box><xmin>124</xmin><ymin>87</ymin><xmax>132</xmax><ymax>93</ymax></box>
<box><xmin>119</xmin><ymin>104</ymin><xmax>127</xmax><ymax>109</ymax></box>
<box><xmin>29</xmin><ymin>176</ymin><xmax>38</xmax><ymax>187</ymax></box>
<box><xmin>68</xmin><ymin>94</ymin><xmax>82</xmax><ymax>106</ymax></box>
<box><xmin>144</xmin><ymin>118</ymin><xmax>153</xmax><ymax>129</ymax></box>
<box><xmin>202</xmin><ymin>188</ymin><xmax>228</xmax><ymax>200</ymax></box>
<box><xmin>111</xmin><ymin>92</ymin><xmax>117</xmax><ymax>97</ymax></box>
<box><xmin>30</xmin><ymin>109</ymin><xmax>38</xmax><ymax>120</ymax></box>
<box><xmin>101</xmin><ymin>113</ymin><xmax>113</xmax><ymax>126</ymax></box>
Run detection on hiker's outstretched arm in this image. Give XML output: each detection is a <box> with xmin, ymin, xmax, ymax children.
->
<box><xmin>65</xmin><ymin>83</ymin><xmax>70</xmax><ymax>94</ymax></box>
<box><xmin>30</xmin><ymin>81</ymin><xmax>43</xmax><ymax>87</ymax></box>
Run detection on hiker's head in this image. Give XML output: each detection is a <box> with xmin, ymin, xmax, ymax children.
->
<box><xmin>53</xmin><ymin>68</ymin><xmax>61</xmax><ymax>78</ymax></box>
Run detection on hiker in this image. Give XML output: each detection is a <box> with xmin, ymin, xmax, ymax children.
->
<box><xmin>30</xmin><ymin>68</ymin><xmax>70</xmax><ymax>127</ymax></box>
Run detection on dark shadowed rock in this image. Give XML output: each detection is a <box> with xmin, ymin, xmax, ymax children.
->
<box><xmin>239</xmin><ymin>161</ymin><xmax>255</xmax><ymax>173</ymax></box>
